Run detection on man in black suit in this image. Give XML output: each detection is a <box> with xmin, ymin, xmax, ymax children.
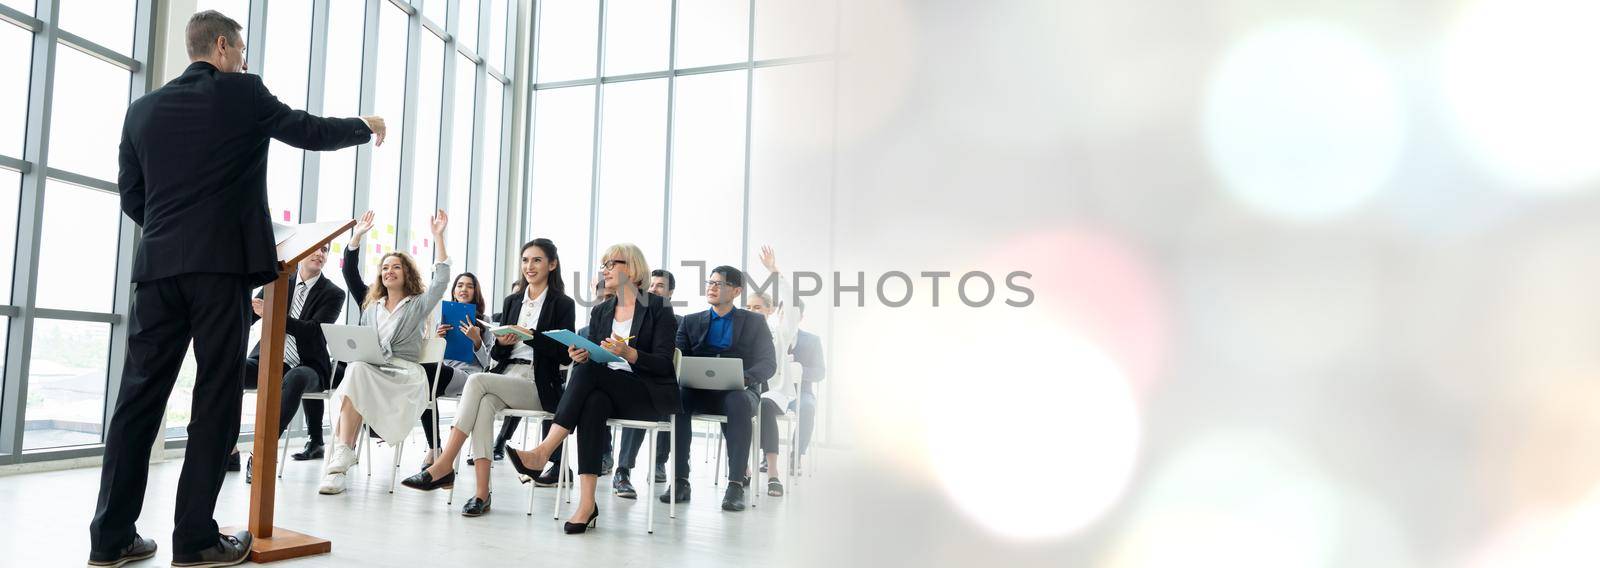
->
<box><xmin>663</xmin><ymin>266</ymin><xmax>775</xmax><ymax>512</ymax></box>
<box><xmin>226</xmin><ymin>243</ymin><xmax>345</xmax><ymax>481</ymax></box>
<box><xmin>89</xmin><ymin>11</ymin><xmax>383</xmax><ymax>568</ymax></box>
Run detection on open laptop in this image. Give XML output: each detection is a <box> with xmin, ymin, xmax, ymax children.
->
<box><xmin>678</xmin><ymin>356</ymin><xmax>746</xmax><ymax>391</ymax></box>
<box><xmin>321</xmin><ymin>324</ymin><xmax>389</xmax><ymax>365</ymax></box>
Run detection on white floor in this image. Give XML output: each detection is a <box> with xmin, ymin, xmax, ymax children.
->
<box><xmin>0</xmin><ymin>431</ymin><xmax>822</xmax><ymax>567</ymax></box>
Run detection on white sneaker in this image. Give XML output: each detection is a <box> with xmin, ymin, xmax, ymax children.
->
<box><xmin>325</xmin><ymin>444</ymin><xmax>358</xmax><ymax>474</ymax></box>
<box><xmin>318</xmin><ymin>472</ymin><xmax>348</xmax><ymax>495</ymax></box>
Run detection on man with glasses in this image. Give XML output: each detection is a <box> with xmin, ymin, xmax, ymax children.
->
<box><xmin>90</xmin><ymin>10</ymin><xmax>383</xmax><ymax>567</ymax></box>
<box><xmin>226</xmin><ymin>244</ymin><xmax>345</xmax><ymax>483</ymax></box>
<box><xmin>662</xmin><ymin>266</ymin><xmax>776</xmax><ymax>511</ymax></box>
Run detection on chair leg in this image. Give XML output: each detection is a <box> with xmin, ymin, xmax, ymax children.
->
<box><xmin>646</xmin><ymin>427</ymin><xmax>657</xmax><ymax>534</ymax></box>
<box><xmin>713</xmin><ymin>428</ymin><xmax>723</xmax><ymax>487</ymax></box>
<box><xmin>278</xmin><ymin>418</ymin><xmax>294</xmax><ymax>479</ymax></box>
<box><xmin>752</xmin><ymin>415</ymin><xmax>760</xmax><ymax>509</ymax></box>
<box><xmin>668</xmin><ymin>422</ymin><xmax>677</xmax><ymax>519</ymax></box>
<box><xmin>389</xmin><ymin>437</ymin><xmax>406</xmax><ymax>493</ymax></box>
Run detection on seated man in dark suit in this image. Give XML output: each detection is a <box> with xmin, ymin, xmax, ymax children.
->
<box><xmin>227</xmin><ymin>243</ymin><xmax>345</xmax><ymax>480</ymax></box>
<box><xmin>662</xmin><ymin>266</ymin><xmax>775</xmax><ymax>511</ymax></box>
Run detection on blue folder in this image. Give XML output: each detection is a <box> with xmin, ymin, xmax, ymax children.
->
<box><xmin>440</xmin><ymin>301</ymin><xmax>479</xmax><ymax>363</ymax></box>
<box><xmin>542</xmin><ymin>329</ymin><xmax>626</xmax><ymax>364</ymax></box>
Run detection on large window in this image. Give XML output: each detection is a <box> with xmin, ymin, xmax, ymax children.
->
<box><xmin>262</xmin><ymin>0</ymin><xmax>313</xmax><ymax>223</ymax></box>
<box><xmin>528</xmin><ymin>86</ymin><xmax>595</xmax><ymax>293</ymax></box>
<box><xmin>669</xmin><ymin>71</ymin><xmax>747</xmax><ymax>306</ymax></box>
<box><xmin>46</xmin><ymin>47</ymin><xmax>131</xmax><ymax>181</ymax></box>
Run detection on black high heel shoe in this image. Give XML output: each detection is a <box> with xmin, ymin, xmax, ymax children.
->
<box><xmin>563</xmin><ymin>504</ymin><xmax>599</xmax><ymax>534</ymax></box>
<box><xmin>505</xmin><ymin>446</ymin><xmax>546</xmax><ymax>482</ymax></box>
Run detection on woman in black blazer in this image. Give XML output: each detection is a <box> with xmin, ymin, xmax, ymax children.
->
<box><xmin>401</xmin><ymin>238</ymin><xmax>575</xmax><ymax>517</ymax></box>
<box><xmin>507</xmin><ymin>242</ymin><xmax>680</xmax><ymax>533</ymax></box>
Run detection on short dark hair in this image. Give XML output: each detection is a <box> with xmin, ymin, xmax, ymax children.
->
<box><xmin>650</xmin><ymin>269</ymin><xmax>676</xmax><ymax>292</ymax></box>
<box><xmin>186</xmin><ymin>10</ymin><xmax>243</xmax><ymax>59</ymax></box>
<box><xmin>710</xmin><ymin>265</ymin><xmax>743</xmax><ymax>288</ymax></box>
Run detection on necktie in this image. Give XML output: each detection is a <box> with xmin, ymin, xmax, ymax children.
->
<box><xmin>284</xmin><ymin>282</ymin><xmax>308</xmax><ymax>368</ymax></box>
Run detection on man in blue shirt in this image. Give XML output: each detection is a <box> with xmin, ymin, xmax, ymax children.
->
<box><xmin>665</xmin><ymin>266</ymin><xmax>775</xmax><ymax>511</ymax></box>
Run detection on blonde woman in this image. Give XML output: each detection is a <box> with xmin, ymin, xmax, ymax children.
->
<box><xmin>318</xmin><ymin>209</ymin><xmax>453</xmax><ymax>495</ymax></box>
<box><xmin>507</xmin><ymin>243</ymin><xmax>681</xmax><ymax>533</ymax></box>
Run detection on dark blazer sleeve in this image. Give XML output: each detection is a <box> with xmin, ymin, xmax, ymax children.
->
<box><xmin>741</xmin><ymin>312</ymin><xmax>777</xmax><ymax>388</ymax></box>
<box><xmin>633</xmin><ymin>303</ymin><xmax>677</xmax><ymax>380</ymax></box>
<box><xmin>252</xmin><ymin>75</ymin><xmax>372</xmax><ymax>151</ymax></box>
<box><xmin>675</xmin><ymin>314</ymin><xmax>693</xmax><ymax>352</ymax></box>
<box><xmin>341</xmin><ymin>246</ymin><xmax>368</xmax><ymax>301</ymax></box>
<box><xmin>529</xmin><ymin>296</ymin><xmax>575</xmax><ymax>367</ymax></box>
<box><xmin>117</xmin><ymin>120</ymin><xmax>145</xmax><ymax>226</ymax></box>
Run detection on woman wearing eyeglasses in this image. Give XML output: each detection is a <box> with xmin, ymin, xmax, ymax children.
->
<box><xmin>505</xmin><ymin>243</ymin><xmax>680</xmax><ymax>533</ymax></box>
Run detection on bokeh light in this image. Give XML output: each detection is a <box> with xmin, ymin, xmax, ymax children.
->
<box><xmin>1444</xmin><ymin>0</ymin><xmax>1600</xmax><ymax>192</ymax></box>
<box><xmin>1202</xmin><ymin>22</ymin><xmax>1404</xmax><ymax>222</ymax></box>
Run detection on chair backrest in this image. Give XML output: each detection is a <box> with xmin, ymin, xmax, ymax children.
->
<box><xmin>419</xmin><ymin>337</ymin><xmax>447</xmax><ymax>364</ymax></box>
<box><xmin>673</xmin><ymin>348</ymin><xmax>682</xmax><ymax>375</ymax></box>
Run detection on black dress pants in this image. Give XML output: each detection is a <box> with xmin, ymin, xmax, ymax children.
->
<box><xmin>553</xmin><ymin>364</ymin><xmax>659</xmax><ymax>475</ymax></box>
<box><xmin>239</xmin><ymin>358</ymin><xmax>325</xmax><ymax>439</ymax></box>
<box><xmin>673</xmin><ymin>387</ymin><xmax>759</xmax><ymax>485</ymax></box>
<box><xmin>89</xmin><ymin>274</ymin><xmax>250</xmax><ymax>556</ymax></box>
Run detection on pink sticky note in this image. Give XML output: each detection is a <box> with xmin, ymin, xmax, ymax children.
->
<box><xmin>412</xmin><ymin>245</ymin><xmax>418</xmax><ymax>255</ymax></box>
<box><xmin>423</xmin><ymin>238</ymin><xmax>429</xmax><ymax>247</ymax></box>
<box><xmin>282</xmin><ymin>210</ymin><xmax>290</xmax><ymax>221</ymax></box>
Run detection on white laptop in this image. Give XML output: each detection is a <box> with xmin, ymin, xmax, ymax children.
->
<box><xmin>679</xmin><ymin>356</ymin><xmax>746</xmax><ymax>391</ymax></box>
<box><xmin>321</xmin><ymin>324</ymin><xmax>389</xmax><ymax>365</ymax></box>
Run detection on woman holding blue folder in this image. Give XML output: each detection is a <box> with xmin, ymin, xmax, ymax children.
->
<box><xmin>504</xmin><ymin>242</ymin><xmax>681</xmax><ymax>534</ymax></box>
<box><xmin>402</xmin><ymin>238</ymin><xmax>575</xmax><ymax>517</ymax></box>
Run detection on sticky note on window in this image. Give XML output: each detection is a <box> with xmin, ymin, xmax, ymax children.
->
<box><xmin>385</xmin><ymin>224</ymin><xmax>394</xmax><ymax>235</ymax></box>
<box><xmin>423</xmin><ymin>238</ymin><xmax>429</xmax><ymax>247</ymax></box>
<box><xmin>412</xmin><ymin>245</ymin><xmax>418</xmax><ymax>255</ymax></box>
<box><xmin>282</xmin><ymin>210</ymin><xmax>291</xmax><ymax>222</ymax></box>
<box><xmin>331</xmin><ymin>242</ymin><xmax>342</xmax><ymax>253</ymax></box>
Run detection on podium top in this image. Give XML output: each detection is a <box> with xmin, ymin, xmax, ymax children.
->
<box><xmin>276</xmin><ymin>219</ymin><xmax>357</xmax><ymax>266</ymax></box>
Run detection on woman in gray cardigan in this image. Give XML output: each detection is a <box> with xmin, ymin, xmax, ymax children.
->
<box><xmin>319</xmin><ymin>209</ymin><xmax>453</xmax><ymax>496</ymax></box>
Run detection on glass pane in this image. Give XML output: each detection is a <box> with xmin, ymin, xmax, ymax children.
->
<box><xmin>604</xmin><ymin>0</ymin><xmax>670</xmax><ymax>76</ymax></box>
<box><xmin>755</xmin><ymin>0</ymin><xmax>836</xmax><ymax>60</ymax></box>
<box><xmin>366</xmin><ymin>3</ymin><xmax>408</xmax><ymax>278</ymax></box>
<box><xmin>0</xmin><ymin>317</ymin><xmax>7</xmax><ymax>414</ymax></box>
<box><xmin>24</xmin><ymin>319</ymin><xmax>111</xmax><ymax>450</ymax></box>
<box><xmin>457</xmin><ymin>0</ymin><xmax>480</xmax><ymax>53</ymax></box>
<box><xmin>263</xmin><ymin>0</ymin><xmax>314</xmax><ymax>223</ymax></box>
<box><xmin>0</xmin><ymin>22</ymin><xmax>32</xmax><ymax>158</ymax></box>
<box><xmin>528</xmin><ymin>86</ymin><xmax>595</xmax><ymax>296</ymax></box>
<box><xmin>535</xmin><ymin>0</ymin><xmax>596</xmax><ymax>82</ymax></box>
<box><xmin>447</xmin><ymin>54</ymin><xmax>475</xmax><ymax>275</ymax></box>
<box><xmin>669</xmin><ymin>71</ymin><xmax>747</xmax><ymax>307</ymax></box>
<box><xmin>596</xmin><ymin>79</ymin><xmax>667</xmax><ymax>264</ymax></box>
<box><xmin>195</xmin><ymin>0</ymin><xmax>251</xmax><ymax>33</ymax></box>
<box><xmin>675</xmin><ymin>0</ymin><xmax>748</xmax><ymax>69</ymax></box>
<box><xmin>48</xmin><ymin>47</ymin><xmax>130</xmax><ymax>182</ymax></box>
<box><xmin>410</xmin><ymin>35</ymin><xmax>446</xmax><ymax>262</ymax></box>
<box><xmin>58</xmin><ymin>0</ymin><xmax>135</xmax><ymax>55</ymax></box>
<box><xmin>315</xmin><ymin>0</ymin><xmax>365</xmax><ymax>224</ymax></box>
<box><xmin>423</xmin><ymin>0</ymin><xmax>446</xmax><ymax>27</ymax></box>
<box><xmin>475</xmin><ymin>80</ymin><xmax>502</xmax><ymax>298</ymax></box>
<box><xmin>748</xmin><ymin>63</ymin><xmax>832</xmax><ymax>334</ymax></box>
<box><xmin>37</xmin><ymin>181</ymin><xmax>120</xmax><ymax>312</ymax></box>
<box><xmin>0</xmin><ymin>168</ymin><xmax>20</xmax><ymax>304</ymax></box>
<box><xmin>487</xmin><ymin>0</ymin><xmax>507</xmax><ymax>71</ymax></box>
<box><xmin>2</xmin><ymin>1</ymin><xmax>30</xmax><ymax>16</ymax></box>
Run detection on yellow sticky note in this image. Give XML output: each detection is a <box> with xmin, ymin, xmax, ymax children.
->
<box><xmin>384</xmin><ymin>224</ymin><xmax>395</xmax><ymax>235</ymax></box>
<box><xmin>331</xmin><ymin>242</ymin><xmax>342</xmax><ymax>253</ymax></box>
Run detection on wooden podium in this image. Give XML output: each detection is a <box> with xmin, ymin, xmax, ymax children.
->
<box><xmin>223</xmin><ymin>219</ymin><xmax>354</xmax><ymax>563</ymax></box>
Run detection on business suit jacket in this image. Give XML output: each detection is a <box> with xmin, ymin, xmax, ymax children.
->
<box><xmin>489</xmin><ymin>288</ymin><xmax>576</xmax><ymax>407</ymax></box>
<box><xmin>584</xmin><ymin>292</ymin><xmax>681</xmax><ymax>417</ymax></box>
<box><xmin>248</xmin><ymin>274</ymin><xmax>346</xmax><ymax>382</ymax></box>
<box><xmin>676</xmin><ymin>307</ymin><xmax>776</xmax><ymax>394</ymax></box>
<box><xmin>119</xmin><ymin>61</ymin><xmax>372</xmax><ymax>287</ymax></box>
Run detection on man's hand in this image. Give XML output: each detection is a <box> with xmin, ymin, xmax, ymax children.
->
<box><xmin>361</xmin><ymin>116</ymin><xmax>386</xmax><ymax>147</ymax></box>
<box><xmin>252</xmin><ymin>298</ymin><xmax>264</xmax><ymax>317</ymax></box>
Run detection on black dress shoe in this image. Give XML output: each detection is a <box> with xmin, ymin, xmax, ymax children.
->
<box><xmin>534</xmin><ymin>463</ymin><xmax>566</xmax><ymax>487</ymax></box>
<box><xmin>721</xmin><ymin>481</ymin><xmax>747</xmax><ymax>512</ymax></box>
<box><xmin>225</xmin><ymin>452</ymin><xmax>241</xmax><ymax>472</ymax></box>
<box><xmin>658</xmin><ymin>478</ymin><xmax>691</xmax><ymax>503</ymax></box>
<box><xmin>291</xmin><ymin>441</ymin><xmax>325</xmax><ymax>461</ymax></box>
<box><xmin>613</xmin><ymin>468</ymin><xmax>637</xmax><ymax>499</ymax></box>
<box><xmin>654</xmin><ymin>462</ymin><xmax>668</xmax><ymax>483</ymax></box>
<box><xmin>563</xmin><ymin>503</ymin><xmax>599</xmax><ymax>534</ymax></box>
<box><xmin>401</xmin><ymin>469</ymin><xmax>455</xmax><ymax>491</ymax></box>
<box><xmin>461</xmin><ymin>494</ymin><xmax>491</xmax><ymax>517</ymax></box>
<box><xmin>87</xmin><ymin>534</ymin><xmax>156</xmax><ymax>567</ymax></box>
<box><xmin>171</xmin><ymin>530</ymin><xmax>252</xmax><ymax>568</ymax></box>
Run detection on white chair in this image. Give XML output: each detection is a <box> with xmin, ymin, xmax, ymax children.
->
<box><xmin>383</xmin><ymin>337</ymin><xmax>447</xmax><ymax>493</ymax></box>
<box><xmin>598</xmin><ymin>347</ymin><xmax>681</xmax><ymax>533</ymax></box>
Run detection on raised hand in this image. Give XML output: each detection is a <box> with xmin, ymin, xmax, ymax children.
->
<box><xmin>760</xmin><ymin>245</ymin><xmax>779</xmax><ymax>274</ymax></box>
<box><xmin>430</xmin><ymin>209</ymin><xmax>448</xmax><ymax>236</ymax></box>
<box><xmin>350</xmin><ymin>210</ymin><xmax>375</xmax><ymax>245</ymax></box>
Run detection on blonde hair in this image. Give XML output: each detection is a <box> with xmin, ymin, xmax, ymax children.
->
<box><xmin>363</xmin><ymin>252</ymin><xmax>426</xmax><ymax>310</ymax></box>
<box><xmin>601</xmin><ymin>243</ymin><xmax>650</xmax><ymax>294</ymax></box>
